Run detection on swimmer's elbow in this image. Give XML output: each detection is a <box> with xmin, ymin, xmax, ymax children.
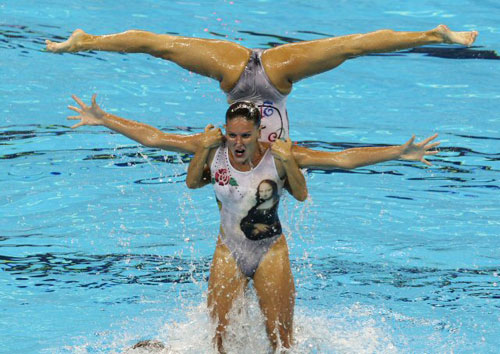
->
<box><xmin>294</xmin><ymin>188</ymin><xmax>308</xmax><ymax>202</ymax></box>
<box><xmin>336</xmin><ymin>162</ymin><xmax>356</xmax><ymax>170</ymax></box>
<box><xmin>186</xmin><ymin>178</ymin><xmax>200</xmax><ymax>189</ymax></box>
<box><xmin>186</xmin><ymin>175</ymin><xmax>211</xmax><ymax>189</ymax></box>
<box><xmin>142</xmin><ymin>135</ymin><xmax>163</xmax><ymax>148</ymax></box>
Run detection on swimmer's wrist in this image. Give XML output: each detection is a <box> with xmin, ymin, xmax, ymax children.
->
<box><xmin>100</xmin><ymin>113</ymin><xmax>113</xmax><ymax>126</ymax></box>
<box><xmin>395</xmin><ymin>144</ymin><xmax>406</xmax><ymax>159</ymax></box>
<box><xmin>280</xmin><ymin>152</ymin><xmax>294</xmax><ymax>164</ymax></box>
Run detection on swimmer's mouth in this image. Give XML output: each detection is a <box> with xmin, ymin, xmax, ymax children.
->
<box><xmin>234</xmin><ymin>148</ymin><xmax>246</xmax><ymax>158</ymax></box>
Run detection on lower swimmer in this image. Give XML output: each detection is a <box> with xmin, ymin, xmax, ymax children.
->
<box><xmin>186</xmin><ymin>101</ymin><xmax>307</xmax><ymax>351</ymax></box>
<box><xmin>67</xmin><ymin>96</ymin><xmax>441</xmax><ymax>351</ymax></box>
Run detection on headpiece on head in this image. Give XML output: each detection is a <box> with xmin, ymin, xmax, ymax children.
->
<box><xmin>226</xmin><ymin>101</ymin><xmax>261</xmax><ymax>127</ymax></box>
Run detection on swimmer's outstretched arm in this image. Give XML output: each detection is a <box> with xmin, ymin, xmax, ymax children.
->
<box><xmin>67</xmin><ymin>94</ymin><xmax>201</xmax><ymax>153</ymax></box>
<box><xmin>186</xmin><ymin>125</ymin><xmax>222</xmax><ymax>189</ymax></box>
<box><xmin>272</xmin><ymin>138</ymin><xmax>308</xmax><ymax>201</ymax></box>
<box><xmin>292</xmin><ymin>134</ymin><xmax>440</xmax><ymax>170</ymax></box>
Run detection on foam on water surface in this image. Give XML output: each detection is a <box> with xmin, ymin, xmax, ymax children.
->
<box><xmin>49</xmin><ymin>288</ymin><xmax>461</xmax><ymax>354</ymax></box>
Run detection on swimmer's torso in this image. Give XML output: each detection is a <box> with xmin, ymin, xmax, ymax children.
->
<box><xmin>226</xmin><ymin>49</ymin><xmax>290</xmax><ymax>143</ymax></box>
<box><xmin>210</xmin><ymin>144</ymin><xmax>284</xmax><ymax>277</ymax></box>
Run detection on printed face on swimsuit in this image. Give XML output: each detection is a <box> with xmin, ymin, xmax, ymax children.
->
<box><xmin>225</xmin><ymin>116</ymin><xmax>260</xmax><ymax>163</ymax></box>
<box><xmin>258</xmin><ymin>182</ymin><xmax>273</xmax><ymax>201</ymax></box>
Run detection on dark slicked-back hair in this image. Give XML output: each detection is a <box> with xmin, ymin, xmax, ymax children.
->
<box><xmin>226</xmin><ymin>101</ymin><xmax>261</xmax><ymax>127</ymax></box>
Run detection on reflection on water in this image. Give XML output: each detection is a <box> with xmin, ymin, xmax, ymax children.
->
<box><xmin>2</xmin><ymin>249</ymin><xmax>498</xmax><ymax>306</ymax></box>
<box><xmin>1</xmin><ymin>252</ymin><xmax>210</xmax><ymax>291</ymax></box>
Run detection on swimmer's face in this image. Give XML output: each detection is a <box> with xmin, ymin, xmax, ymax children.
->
<box><xmin>225</xmin><ymin>116</ymin><xmax>260</xmax><ymax>164</ymax></box>
<box><xmin>258</xmin><ymin>182</ymin><xmax>273</xmax><ymax>201</ymax></box>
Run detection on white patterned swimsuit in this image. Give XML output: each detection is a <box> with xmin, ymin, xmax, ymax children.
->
<box><xmin>226</xmin><ymin>49</ymin><xmax>290</xmax><ymax>143</ymax></box>
<box><xmin>210</xmin><ymin>144</ymin><xmax>284</xmax><ymax>277</ymax></box>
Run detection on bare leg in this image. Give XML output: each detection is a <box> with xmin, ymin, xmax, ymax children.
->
<box><xmin>253</xmin><ymin>235</ymin><xmax>295</xmax><ymax>351</ymax></box>
<box><xmin>262</xmin><ymin>25</ymin><xmax>479</xmax><ymax>93</ymax></box>
<box><xmin>207</xmin><ymin>237</ymin><xmax>249</xmax><ymax>353</ymax></box>
<box><xmin>46</xmin><ymin>29</ymin><xmax>251</xmax><ymax>91</ymax></box>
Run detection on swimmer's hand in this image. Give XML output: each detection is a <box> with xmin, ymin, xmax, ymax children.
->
<box><xmin>270</xmin><ymin>138</ymin><xmax>293</xmax><ymax>163</ymax></box>
<box><xmin>67</xmin><ymin>94</ymin><xmax>106</xmax><ymax>128</ymax></box>
<box><xmin>253</xmin><ymin>224</ymin><xmax>270</xmax><ymax>235</ymax></box>
<box><xmin>399</xmin><ymin>133</ymin><xmax>440</xmax><ymax>166</ymax></box>
<box><xmin>200</xmin><ymin>124</ymin><xmax>223</xmax><ymax>149</ymax></box>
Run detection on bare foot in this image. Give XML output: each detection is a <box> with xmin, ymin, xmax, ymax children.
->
<box><xmin>45</xmin><ymin>29</ymin><xmax>87</xmax><ymax>52</ymax></box>
<box><xmin>436</xmin><ymin>24</ymin><xmax>478</xmax><ymax>46</ymax></box>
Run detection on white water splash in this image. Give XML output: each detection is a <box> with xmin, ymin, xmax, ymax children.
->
<box><xmin>118</xmin><ymin>290</ymin><xmax>398</xmax><ymax>354</ymax></box>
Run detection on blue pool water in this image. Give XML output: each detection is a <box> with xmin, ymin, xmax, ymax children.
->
<box><xmin>1</xmin><ymin>0</ymin><xmax>499</xmax><ymax>353</ymax></box>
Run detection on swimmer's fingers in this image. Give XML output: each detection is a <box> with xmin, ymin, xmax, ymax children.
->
<box><xmin>70</xmin><ymin>121</ymin><xmax>85</xmax><ymax>129</ymax></box>
<box><xmin>400</xmin><ymin>134</ymin><xmax>440</xmax><ymax>165</ymax></box>
<box><xmin>91</xmin><ymin>94</ymin><xmax>98</xmax><ymax>108</ymax></box>
<box><xmin>67</xmin><ymin>113</ymin><xmax>84</xmax><ymax>128</ymax></box>
<box><xmin>421</xmin><ymin>157</ymin><xmax>433</xmax><ymax>167</ymax></box>
<box><xmin>425</xmin><ymin>142</ymin><xmax>441</xmax><ymax>154</ymax></box>
<box><xmin>201</xmin><ymin>125</ymin><xmax>223</xmax><ymax>148</ymax></box>
<box><xmin>67</xmin><ymin>105</ymin><xmax>82</xmax><ymax>114</ymax></box>
<box><xmin>425</xmin><ymin>151</ymin><xmax>439</xmax><ymax>157</ymax></box>
<box><xmin>422</xmin><ymin>149</ymin><xmax>439</xmax><ymax>167</ymax></box>
<box><xmin>419</xmin><ymin>133</ymin><xmax>439</xmax><ymax>147</ymax></box>
<box><xmin>272</xmin><ymin>138</ymin><xmax>288</xmax><ymax>149</ymax></box>
<box><xmin>403</xmin><ymin>135</ymin><xmax>416</xmax><ymax>148</ymax></box>
<box><xmin>71</xmin><ymin>94</ymin><xmax>87</xmax><ymax>109</ymax></box>
<box><xmin>281</xmin><ymin>137</ymin><xmax>292</xmax><ymax>149</ymax></box>
<box><xmin>422</xmin><ymin>140</ymin><xmax>440</xmax><ymax>164</ymax></box>
<box><xmin>426</xmin><ymin>141</ymin><xmax>441</xmax><ymax>149</ymax></box>
<box><xmin>419</xmin><ymin>141</ymin><xmax>441</xmax><ymax>166</ymax></box>
<box><xmin>271</xmin><ymin>139</ymin><xmax>293</xmax><ymax>162</ymax></box>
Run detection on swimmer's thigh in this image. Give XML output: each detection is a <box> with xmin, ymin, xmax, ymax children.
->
<box><xmin>253</xmin><ymin>235</ymin><xmax>295</xmax><ymax>346</ymax></box>
<box><xmin>163</xmin><ymin>37</ymin><xmax>251</xmax><ymax>92</ymax></box>
<box><xmin>207</xmin><ymin>237</ymin><xmax>248</xmax><ymax>326</ymax></box>
<box><xmin>261</xmin><ymin>38</ymin><xmax>353</xmax><ymax>94</ymax></box>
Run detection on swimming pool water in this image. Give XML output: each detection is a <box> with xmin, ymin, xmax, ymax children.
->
<box><xmin>1</xmin><ymin>0</ymin><xmax>499</xmax><ymax>353</ymax></box>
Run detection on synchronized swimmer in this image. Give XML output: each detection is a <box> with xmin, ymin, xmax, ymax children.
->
<box><xmin>68</xmin><ymin>95</ymin><xmax>439</xmax><ymax>352</ymax></box>
<box><xmin>49</xmin><ymin>22</ymin><xmax>478</xmax><ymax>352</ymax></box>
<box><xmin>47</xmin><ymin>25</ymin><xmax>477</xmax><ymax>169</ymax></box>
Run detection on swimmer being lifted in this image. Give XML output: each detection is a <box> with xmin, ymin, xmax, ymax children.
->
<box><xmin>68</xmin><ymin>95</ymin><xmax>440</xmax><ymax>352</ymax></box>
<box><xmin>47</xmin><ymin>24</ymin><xmax>477</xmax><ymax>149</ymax></box>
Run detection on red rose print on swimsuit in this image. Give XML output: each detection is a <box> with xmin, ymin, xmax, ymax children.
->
<box><xmin>214</xmin><ymin>168</ymin><xmax>230</xmax><ymax>186</ymax></box>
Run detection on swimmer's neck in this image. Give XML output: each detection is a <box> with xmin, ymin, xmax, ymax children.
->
<box><xmin>229</xmin><ymin>143</ymin><xmax>267</xmax><ymax>171</ymax></box>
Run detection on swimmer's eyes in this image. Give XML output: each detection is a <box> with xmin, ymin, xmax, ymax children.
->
<box><xmin>227</xmin><ymin>133</ymin><xmax>252</xmax><ymax>139</ymax></box>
